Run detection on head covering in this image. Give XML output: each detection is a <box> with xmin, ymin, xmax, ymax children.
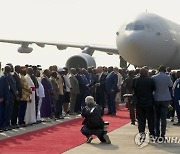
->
<box><xmin>21</xmin><ymin>66</ymin><xmax>27</xmax><ymax>70</ymax></box>
<box><xmin>57</xmin><ymin>68</ymin><xmax>65</xmax><ymax>72</ymax></box>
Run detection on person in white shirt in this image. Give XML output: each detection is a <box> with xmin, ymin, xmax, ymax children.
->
<box><xmin>35</xmin><ymin>70</ymin><xmax>45</xmax><ymax>122</ymax></box>
<box><xmin>114</xmin><ymin>67</ymin><xmax>123</xmax><ymax>110</ymax></box>
<box><xmin>63</xmin><ymin>67</ymin><xmax>72</xmax><ymax>114</ymax></box>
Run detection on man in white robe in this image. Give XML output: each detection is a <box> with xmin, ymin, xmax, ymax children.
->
<box><xmin>25</xmin><ymin>68</ymin><xmax>36</xmax><ymax>125</ymax></box>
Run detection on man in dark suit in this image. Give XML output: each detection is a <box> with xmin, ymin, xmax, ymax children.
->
<box><xmin>75</xmin><ymin>68</ymin><xmax>89</xmax><ymax>113</ymax></box>
<box><xmin>105</xmin><ymin>66</ymin><xmax>119</xmax><ymax>115</ymax></box>
<box><xmin>0</xmin><ymin>66</ymin><xmax>12</xmax><ymax>131</ymax></box>
<box><xmin>88</xmin><ymin>66</ymin><xmax>107</xmax><ymax>112</ymax></box>
<box><xmin>11</xmin><ymin>65</ymin><xmax>22</xmax><ymax>128</ymax></box>
<box><xmin>69</xmin><ymin>68</ymin><xmax>80</xmax><ymax>114</ymax></box>
<box><xmin>132</xmin><ymin>67</ymin><xmax>156</xmax><ymax>137</ymax></box>
<box><xmin>172</xmin><ymin>71</ymin><xmax>180</xmax><ymax>126</ymax></box>
<box><xmin>0</xmin><ymin>66</ymin><xmax>11</xmax><ymax>132</ymax></box>
<box><xmin>5</xmin><ymin>64</ymin><xmax>18</xmax><ymax>130</ymax></box>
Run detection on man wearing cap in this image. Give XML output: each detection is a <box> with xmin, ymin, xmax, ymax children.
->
<box><xmin>81</xmin><ymin>96</ymin><xmax>111</xmax><ymax>144</ymax></box>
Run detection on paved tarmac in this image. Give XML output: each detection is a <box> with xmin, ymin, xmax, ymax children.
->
<box><xmin>64</xmin><ymin>119</ymin><xmax>180</xmax><ymax>154</ymax></box>
<box><xmin>0</xmin><ymin>114</ymin><xmax>180</xmax><ymax>154</ymax></box>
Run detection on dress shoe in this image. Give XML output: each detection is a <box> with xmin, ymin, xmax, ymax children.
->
<box><xmin>58</xmin><ymin>115</ymin><xmax>64</xmax><ymax>119</ymax></box>
<box><xmin>173</xmin><ymin>122</ymin><xmax>180</xmax><ymax>126</ymax></box>
<box><xmin>86</xmin><ymin>136</ymin><xmax>93</xmax><ymax>143</ymax></box>
<box><xmin>105</xmin><ymin>112</ymin><xmax>111</xmax><ymax>115</ymax></box>
<box><xmin>103</xmin><ymin>134</ymin><xmax>111</xmax><ymax>144</ymax></box>
<box><xmin>131</xmin><ymin>122</ymin><xmax>135</xmax><ymax>125</ymax></box>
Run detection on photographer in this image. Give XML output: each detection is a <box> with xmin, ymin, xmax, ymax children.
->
<box><xmin>81</xmin><ymin>96</ymin><xmax>111</xmax><ymax>144</ymax></box>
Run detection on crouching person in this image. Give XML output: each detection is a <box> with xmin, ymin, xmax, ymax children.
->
<box><xmin>81</xmin><ymin>96</ymin><xmax>111</xmax><ymax>144</ymax></box>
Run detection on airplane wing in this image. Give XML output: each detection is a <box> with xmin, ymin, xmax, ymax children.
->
<box><xmin>0</xmin><ymin>39</ymin><xmax>119</xmax><ymax>55</ymax></box>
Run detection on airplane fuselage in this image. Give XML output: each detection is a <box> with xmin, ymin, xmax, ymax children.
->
<box><xmin>116</xmin><ymin>13</ymin><xmax>180</xmax><ymax>69</ymax></box>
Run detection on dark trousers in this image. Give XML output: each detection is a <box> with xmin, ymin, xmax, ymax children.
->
<box><xmin>0</xmin><ymin>102</ymin><xmax>7</xmax><ymax>129</ymax></box>
<box><xmin>136</xmin><ymin>105</ymin><xmax>155</xmax><ymax>135</ymax></box>
<box><xmin>74</xmin><ymin>94</ymin><xmax>81</xmax><ymax>113</ymax></box>
<box><xmin>107</xmin><ymin>92</ymin><xmax>117</xmax><ymax>114</ymax></box>
<box><xmin>5</xmin><ymin>94</ymin><xmax>14</xmax><ymax>127</ymax></box>
<box><xmin>81</xmin><ymin>125</ymin><xmax>106</xmax><ymax>142</ymax></box>
<box><xmin>18</xmin><ymin>101</ymin><xmax>27</xmax><ymax>125</ymax></box>
<box><xmin>167</xmin><ymin>101</ymin><xmax>175</xmax><ymax>118</ymax></box>
<box><xmin>11</xmin><ymin>100</ymin><xmax>19</xmax><ymax>125</ymax></box>
<box><xmin>81</xmin><ymin>92</ymin><xmax>88</xmax><ymax>108</ymax></box>
<box><xmin>155</xmin><ymin>101</ymin><xmax>169</xmax><ymax>137</ymax></box>
<box><xmin>96</xmin><ymin>90</ymin><xmax>105</xmax><ymax>111</ymax></box>
<box><xmin>129</xmin><ymin>103</ymin><xmax>136</xmax><ymax>123</ymax></box>
<box><xmin>35</xmin><ymin>94</ymin><xmax>39</xmax><ymax>118</ymax></box>
<box><xmin>174</xmin><ymin>101</ymin><xmax>180</xmax><ymax>122</ymax></box>
<box><xmin>55</xmin><ymin>94</ymin><xmax>64</xmax><ymax>118</ymax></box>
<box><xmin>69</xmin><ymin>94</ymin><xmax>77</xmax><ymax>113</ymax></box>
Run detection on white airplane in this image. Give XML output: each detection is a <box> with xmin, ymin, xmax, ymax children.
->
<box><xmin>0</xmin><ymin>12</ymin><xmax>180</xmax><ymax>69</ymax></box>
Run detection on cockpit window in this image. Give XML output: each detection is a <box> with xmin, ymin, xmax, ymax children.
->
<box><xmin>126</xmin><ymin>24</ymin><xmax>134</xmax><ymax>30</ymax></box>
<box><xmin>125</xmin><ymin>21</ymin><xmax>145</xmax><ymax>31</ymax></box>
<box><xmin>126</xmin><ymin>23</ymin><xmax>144</xmax><ymax>31</ymax></box>
<box><xmin>134</xmin><ymin>25</ymin><xmax>144</xmax><ymax>30</ymax></box>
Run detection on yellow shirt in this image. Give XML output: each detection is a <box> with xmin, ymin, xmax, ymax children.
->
<box><xmin>20</xmin><ymin>74</ymin><xmax>32</xmax><ymax>101</ymax></box>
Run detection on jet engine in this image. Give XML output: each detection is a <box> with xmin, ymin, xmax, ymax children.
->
<box><xmin>18</xmin><ymin>46</ymin><xmax>33</xmax><ymax>53</ymax></box>
<box><xmin>66</xmin><ymin>53</ymin><xmax>96</xmax><ymax>69</ymax></box>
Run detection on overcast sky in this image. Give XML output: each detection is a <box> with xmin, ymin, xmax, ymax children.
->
<box><xmin>0</xmin><ymin>0</ymin><xmax>179</xmax><ymax>69</ymax></box>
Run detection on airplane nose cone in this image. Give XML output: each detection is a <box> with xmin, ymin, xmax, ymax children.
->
<box><xmin>116</xmin><ymin>32</ymin><xmax>167</xmax><ymax>67</ymax></box>
<box><xmin>116</xmin><ymin>34</ymin><xmax>144</xmax><ymax>66</ymax></box>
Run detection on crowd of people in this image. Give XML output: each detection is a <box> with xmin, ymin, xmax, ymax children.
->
<box><xmin>124</xmin><ymin>66</ymin><xmax>180</xmax><ymax>141</ymax></box>
<box><xmin>0</xmin><ymin>64</ymin><xmax>123</xmax><ymax>133</ymax></box>
<box><xmin>0</xmin><ymin>63</ymin><xmax>179</xmax><ymax>143</ymax></box>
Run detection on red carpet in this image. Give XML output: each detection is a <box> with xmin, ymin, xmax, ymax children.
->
<box><xmin>0</xmin><ymin>107</ymin><xmax>130</xmax><ymax>154</ymax></box>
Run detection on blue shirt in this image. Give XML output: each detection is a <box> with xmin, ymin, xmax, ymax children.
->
<box><xmin>152</xmin><ymin>72</ymin><xmax>173</xmax><ymax>101</ymax></box>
